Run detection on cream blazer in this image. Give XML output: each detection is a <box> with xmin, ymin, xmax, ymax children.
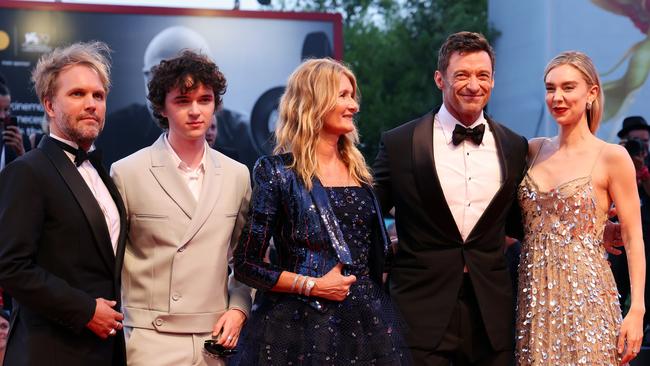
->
<box><xmin>110</xmin><ymin>135</ymin><xmax>252</xmax><ymax>334</ymax></box>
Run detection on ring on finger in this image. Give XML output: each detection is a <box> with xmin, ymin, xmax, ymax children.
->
<box><xmin>226</xmin><ymin>335</ymin><xmax>233</xmax><ymax>341</ymax></box>
<box><xmin>108</xmin><ymin>328</ymin><xmax>116</xmax><ymax>336</ymax></box>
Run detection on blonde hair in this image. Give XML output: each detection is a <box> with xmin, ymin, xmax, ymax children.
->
<box><xmin>274</xmin><ymin>58</ymin><xmax>372</xmax><ymax>190</ymax></box>
<box><xmin>544</xmin><ymin>51</ymin><xmax>603</xmax><ymax>133</ymax></box>
<box><xmin>32</xmin><ymin>41</ymin><xmax>112</xmax><ymax>104</ymax></box>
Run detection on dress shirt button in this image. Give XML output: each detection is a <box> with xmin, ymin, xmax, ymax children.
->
<box><xmin>155</xmin><ymin>318</ymin><xmax>164</xmax><ymax>326</ymax></box>
<box><xmin>172</xmin><ymin>293</ymin><xmax>181</xmax><ymax>301</ymax></box>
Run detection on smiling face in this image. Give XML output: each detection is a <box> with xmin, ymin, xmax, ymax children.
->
<box><xmin>162</xmin><ymin>80</ymin><xmax>215</xmax><ymax>143</ymax></box>
<box><xmin>544</xmin><ymin>64</ymin><xmax>598</xmax><ymax>128</ymax></box>
<box><xmin>321</xmin><ymin>73</ymin><xmax>358</xmax><ymax>137</ymax></box>
<box><xmin>44</xmin><ymin>65</ymin><xmax>106</xmax><ymax>150</ymax></box>
<box><xmin>435</xmin><ymin>50</ymin><xmax>494</xmax><ymax>126</ymax></box>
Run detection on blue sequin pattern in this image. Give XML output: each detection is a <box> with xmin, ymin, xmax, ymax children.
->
<box><xmin>233</xmin><ymin>154</ymin><xmax>409</xmax><ymax>365</ymax></box>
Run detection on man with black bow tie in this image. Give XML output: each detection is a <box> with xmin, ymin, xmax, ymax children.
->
<box><xmin>0</xmin><ymin>42</ymin><xmax>127</xmax><ymax>366</ymax></box>
<box><xmin>373</xmin><ymin>32</ymin><xmax>528</xmax><ymax>365</ymax></box>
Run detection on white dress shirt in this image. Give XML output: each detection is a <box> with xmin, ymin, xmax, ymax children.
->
<box><xmin>50</xmin><ymin>134</ymin><xmax>121</xmax><ymax>254</ymax></box>
<box><xmin>433</xmin><ymin>104</ymin><xmax>502</xmax><ymax>241</ymax></box>
<box><xmin>163</xmin><ymin>134</ymin><xmax>207</xmax><ymax>201</ymax></box>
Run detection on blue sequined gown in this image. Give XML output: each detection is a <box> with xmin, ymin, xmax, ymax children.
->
<box><xmin>516</xmin><ymin>166</ymin><xmax>621</xmax><ymax>365</ymax></box>
<box><xmin>233</xmin><ymin>186</ymin><xmax>408</xmax><ymax>365</ymax></box>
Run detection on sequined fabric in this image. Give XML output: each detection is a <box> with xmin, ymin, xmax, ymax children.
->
<box><xmin>515</xmin><ymin>174</ymin><xmax>621</xmax><ymax>365</ymax></box>
<box><xmin>233</xmin><ymin>155</ymin><xmax>409</xmax><ymax>365</ymax></box>
<box><xmin>234</xmin><ymin>187</ymin><xmax>409</xmax><ymax>365</ymax></box>
<box><xmin>234</xmin><ymin>155</ymin><xmax>388</xmax><ymax>290</ymax></box>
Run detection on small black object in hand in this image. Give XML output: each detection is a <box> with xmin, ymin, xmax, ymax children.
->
<box><xmin>204</xmin><ymin>340</ymin><xmax>238</xmax><ymax>357</ymax></box>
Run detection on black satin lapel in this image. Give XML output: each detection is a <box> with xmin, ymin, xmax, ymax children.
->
<box><xmin>40</xmin><ymin>137</ymin><xmax>115</xmax><ymax>273</ymax></box>
<box><xmin>309</xmin><ymin>179</ymin><xmax>353</xmax><ymax>266</ymax></box>
<box><xmin>92</xmin><ymin>158</ymin><xmax>127</xmax><ymax>281</ymax></box>
<box><xmin>488</xmin><ymin>117</ymin><xmax>509</xmax><ymax>182</ymax></box>
<box><xmin>412</xmin><ymin>113</ymin><xmax>463</xmax><ymax>243</ymax></box>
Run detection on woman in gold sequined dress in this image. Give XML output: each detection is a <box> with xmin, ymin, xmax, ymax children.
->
<box><xmin>516</xmin><ymin>51</ymin><xmax>646</xmax><ymax>365</ymax></box>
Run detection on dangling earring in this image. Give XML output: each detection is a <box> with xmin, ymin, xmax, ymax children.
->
<box><xmin>586</xmin><ymin>102</ymin><xmax>592</xmax><ymax>111</ymax></box>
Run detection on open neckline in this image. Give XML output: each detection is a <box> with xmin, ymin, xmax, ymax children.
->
<box><xmin>525</xmin><ymin>138</ymin><xmax>605</xmax><ymax>194</ymax></box>
<box><xmin>524</xmin><ymin>172</ymin><xmax>592</xmax><ymax>195</ymax></box>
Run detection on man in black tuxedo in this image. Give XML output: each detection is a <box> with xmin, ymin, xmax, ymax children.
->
<box><xmin>0</xmin><ymin>42</ymin><xmax>127</xmax><ymax>366</ymax></box>
<box><xmin>373</xmin><ymin>32</ymin><xmax>528</xmax><ymax>365</ymax></box>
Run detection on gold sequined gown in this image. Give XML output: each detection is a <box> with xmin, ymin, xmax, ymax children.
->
<box><xmin>516</xmin><ymin>172</ymin><xmax>622</xmax><ymax>365</ymax></box>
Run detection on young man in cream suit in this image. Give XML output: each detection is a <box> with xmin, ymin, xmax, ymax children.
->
<box><xmin>111</xmin><ymin>51</ymin><xmax>252</xmax><ymax>366</ymax></box>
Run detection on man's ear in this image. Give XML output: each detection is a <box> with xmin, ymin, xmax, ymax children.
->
<box><xmin>43</xmin><ymin>98</ymin><xmax>56</xmax><ymax>120</ymax></box>
<box><xmin>434</xmin><ymin>70</ymin><xmax>444</xmax><ymax>90</ymax></box>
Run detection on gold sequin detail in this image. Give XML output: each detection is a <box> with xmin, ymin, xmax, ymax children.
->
<box><xmin>515</xmin><ymin>175</ymin><xmax>621</xmax><ymax>365</ymax></box>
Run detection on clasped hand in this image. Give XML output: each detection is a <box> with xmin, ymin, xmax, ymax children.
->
<box><xmin>86</xmin><ymin>298</ymin><xmax>123</xmax><ymax>339</ymax></box>
<box><xmin>212</xmin><ymin>309</ymin><xmax>247</xmax><ymax>349</ymax></box>
<box><xmin>311</xmin><ymin>263</ymin><xmax>356</xmax><ymax>302</ymax></box>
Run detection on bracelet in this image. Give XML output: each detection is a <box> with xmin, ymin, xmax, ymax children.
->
<box><xmin>290</xmin><ymin>274</ymin><xmax>302</xmax><ymax>293</ymax></box>
<box><xmin>298</xmin><ymin>276</ymin><xmax>308</xmax><ymax>295</ymax></box>
<box><xmin>304</xmin><ymin>277</ymin><xmax>316</xmax><ymax>297</ymax></box>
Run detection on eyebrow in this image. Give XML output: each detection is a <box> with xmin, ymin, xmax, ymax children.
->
<box><xmin>546</xmin><ymin>81</ymin><xmax>578</xmax><ymax>86</ymax></box>
<box><xmin>68</xmin><ymin>87</ymin><xmax>105</xmax><ymax>95</ymax></box>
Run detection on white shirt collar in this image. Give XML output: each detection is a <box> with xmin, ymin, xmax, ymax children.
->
<box><xmin>163</xmin><ymin>133</ymin><xmax>207</xmax><ymax>173</ymax></box>
<box><xmin>49</xmin><ymin>133</ymin><xmax>96</xmax><ymax>163</ymax></box>
<box><xmin>50</xmin><ymin>133</ymin><xmax>79</xmax><ymax>150</ymax></box>
<box><xmin>437</xmin><ymin>104</ymin><xmax>487</xmax><ymax>146</ymax></box>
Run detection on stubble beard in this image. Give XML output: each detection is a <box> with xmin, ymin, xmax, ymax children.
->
<box><xmin>58</xmin><ymin>111</ymin><xmax>104</xmax><ymax>148</ymax></box>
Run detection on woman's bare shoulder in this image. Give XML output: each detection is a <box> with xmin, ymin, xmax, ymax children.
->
<box><xmin>527</xmin><ymin>137</ymin><xmax>550</xmax><ymax>157</ymax></box>
<box><xmin>601</xmin><ymin>141</ymin><xmax>631</xmax><ymax>163</ymax></box>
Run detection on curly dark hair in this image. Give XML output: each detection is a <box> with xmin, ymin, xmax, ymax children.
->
<box><xmin>147</xmin><ymin>50</ymin><xmax>227</xmax><ymax>129</ymax></box>
<box><xmin>437</xmin><ymin>31</ymin><xmax>495</xmax><ymax>74</ymax></box>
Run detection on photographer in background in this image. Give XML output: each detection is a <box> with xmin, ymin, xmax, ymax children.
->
<box><xmin>617</xmin><ymin>115</ymin><xmax>650</xmax><ymax>345</ymax></box>
<box><xmin>0</xmin><ymin>80</ymin><xmax>30</xmax><ymax>315</ymax></box>
<box><xmin>0</xmin><ymin>82</ymin><xmax>30</xmax><ymax>172</ymax></box>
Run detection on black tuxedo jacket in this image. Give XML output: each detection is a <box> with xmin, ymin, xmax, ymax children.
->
<box><xmin>0</xmin><ymin>136</ymin><xmax>127</xmax><ymax>366</ymax></box>
<box><xmin>373</xmin><ymin>109</ymin><xmax>527</xmax><ymax>352</ymax></box>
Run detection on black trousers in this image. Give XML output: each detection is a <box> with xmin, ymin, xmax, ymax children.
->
<box><xmin>410</xmin><ymin>274</ymin><xmax>513</xmax><ymax>366</ymax></box>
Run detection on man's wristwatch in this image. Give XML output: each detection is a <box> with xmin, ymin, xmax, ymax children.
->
<box><xmin>304</xmin><ymin>278</ymin><xmax>316</xmax><ymax>297</ymax></box>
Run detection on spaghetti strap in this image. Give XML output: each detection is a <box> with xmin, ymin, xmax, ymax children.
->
<box><xmin>527</xmin><ymin>138</ymin><xmax>548</xmax><ymax>173</ymax></box>
<box><xmin>589</xmin><ymin>143</ymin><xmax>607</xmax><ymax>176</ymax></box>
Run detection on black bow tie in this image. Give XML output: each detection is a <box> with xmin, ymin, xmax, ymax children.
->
<box><xmin>452</xmin><ymin>123</ymin><xmax>485</xmax><ymax>146</ymax></box>
<box><xmin>51</xmin><ymin>139</ymin><xmax>102</xmax><ymax>167</ymax></box>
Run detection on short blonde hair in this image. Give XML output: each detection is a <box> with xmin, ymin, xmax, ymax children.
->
<box><xmin>31</xmin><ymin>41</ymin><xmax>112</xmax><ymax>104</ymax></box>
<box><xmin>544</xmin><ymin>51</ymin><xmax>603</xmax><ymax>133</ymax></box>
<box><xmin>274</xmin><ymin>58</ymin><xmax>372</xmax><ymax>190</ymax></box>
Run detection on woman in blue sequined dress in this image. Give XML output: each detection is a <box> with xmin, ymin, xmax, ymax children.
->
<box><xmin>232</xmin><ymin>58</ymin><xmax>409</xmax><ymax>365</ymax></box>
